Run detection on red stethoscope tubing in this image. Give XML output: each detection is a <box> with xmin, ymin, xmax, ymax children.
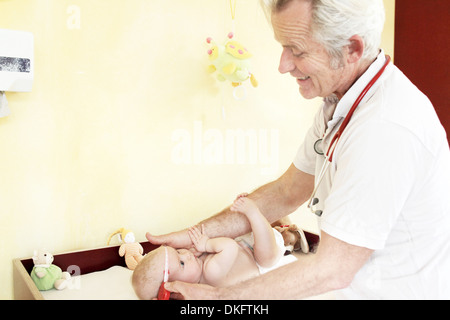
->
<box><xmin>326</xmin><ymin>55</ymin><xmax>391</xmax><ymax>162</ymax></box>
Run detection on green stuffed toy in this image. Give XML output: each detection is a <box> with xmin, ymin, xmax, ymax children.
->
<box><xmin>30</xmin><ymin>249</ymin><xmax>71</xmax><ymax>291</ymax></box>
<box><xmin>206</xmin><ymin>32</ymin><xmax>258</xmax><ymax>88</ymax></box>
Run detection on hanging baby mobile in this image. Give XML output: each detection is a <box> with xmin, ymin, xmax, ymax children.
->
<box><xmin>206</xmin><ymin>0</ymin><xmax>258</xmax><ymax>100</ymax></box>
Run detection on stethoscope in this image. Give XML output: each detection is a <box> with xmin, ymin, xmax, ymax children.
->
<box><xmin>307</xmin><ymin>55</ymin><xmax>391</xmax><ymax>217</ymax></box>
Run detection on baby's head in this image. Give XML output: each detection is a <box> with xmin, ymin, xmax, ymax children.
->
<box><xmin>132</xmin><ymin>245</ymin><xmax>203</xmax><ymax>300</ymax></box>
<box><xmin>132</xmin><ymin>246</ymin><xmax>166</xmax><ymax>300</ymax></box>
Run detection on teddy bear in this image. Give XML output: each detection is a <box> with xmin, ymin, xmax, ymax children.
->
<box><xmin>273</xmin><ymin>224</ymin><xmax>310</xmax><ymax>254</ymax></box>
<box><xmin>30</xmin><ymin>250</ymin><xmax>71</xmax><ymax>291</ymax></box>
<box><xmin>107</xmin><ymin>228</ymin><xmax>144</xmax><ymax>270</ymax></box>
<box><xmin>271</xmin><ymin>217</ymin><xmax>313</xmax><ymax>254</ymax></box>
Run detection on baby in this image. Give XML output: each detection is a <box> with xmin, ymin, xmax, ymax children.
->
<box><xmin>132</xmin><ymin>194</ymin><xmax>292</xmax><ymax>300</ymax></box>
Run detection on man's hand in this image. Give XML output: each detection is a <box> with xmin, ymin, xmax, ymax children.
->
<box><xmin>163</xmin><ymin>281</ymin><xmax>222</xmax><ymax>300</ymax></box>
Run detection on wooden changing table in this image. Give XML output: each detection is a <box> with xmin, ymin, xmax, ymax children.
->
<box><xmin>13</xmin><ymin>241</ymin><xmax>157</xmax><ymax>300</ymax></box>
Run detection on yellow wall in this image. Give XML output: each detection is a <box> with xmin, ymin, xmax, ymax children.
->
<box><xmin>0</xmin><ymin>0</ymin><xmax>395</xmax><ymax>299</ymax></box>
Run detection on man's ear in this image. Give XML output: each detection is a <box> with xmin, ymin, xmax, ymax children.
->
<box><xmin>347</xmin><ymin>34</ymin><xmax>365</xmax><ymax>63</ymax></box>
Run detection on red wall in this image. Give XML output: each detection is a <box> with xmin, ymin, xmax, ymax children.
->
<box><xmin>394</xmin><ymin>0</ymin><xmax>450</xmax><ymax>144</ymax></box>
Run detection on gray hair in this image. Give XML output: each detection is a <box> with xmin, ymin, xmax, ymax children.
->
<box><xmin>260</xmin><ymin>0</ymin><xmax>385</xmax><ymax>63</ymax></box>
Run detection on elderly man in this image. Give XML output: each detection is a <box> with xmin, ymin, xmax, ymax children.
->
<box><xmin>148</xmin><ymin>0</ymin><xmax>450</xmax><ymax>299</ymax></box>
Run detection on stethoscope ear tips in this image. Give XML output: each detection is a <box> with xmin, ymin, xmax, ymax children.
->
<box><xmin>312</xmin><ymin>197</ymin><xmax>319</xmax><ymax>206</ymax></box>
<box><xmin>309</xmin><ymin>197</ymin><xmax>323</xmax><ymax>216</ymax></box>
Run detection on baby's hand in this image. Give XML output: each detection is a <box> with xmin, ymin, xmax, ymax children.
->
<box><xmin>188</xmin><ymin>225</ymin><xmax>209</xmax><ymax>253</ymax></box>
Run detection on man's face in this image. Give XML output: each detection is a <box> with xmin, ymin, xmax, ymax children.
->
<box><xmin>272</xmin><ymin>0</ymin><xmax>350</xmax><ymax>99</ymax></box>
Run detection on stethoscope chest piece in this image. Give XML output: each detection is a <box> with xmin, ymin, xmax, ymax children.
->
<box><xmin>314</xmin><ymin>139</ymin><xmax>324</xmax><ymax>155</ymax></box>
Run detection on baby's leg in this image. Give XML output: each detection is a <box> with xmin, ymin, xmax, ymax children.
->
<box><xmin>231</xmin><ymin>197</ymin><xmax>282</xmax><ymax>268</ymax></box>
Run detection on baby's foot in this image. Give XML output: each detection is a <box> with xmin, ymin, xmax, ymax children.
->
<box><xmin>231</xmin><ymin>197</ymin><xmax>260</xmax><ymax>217</ymax></box>
<box><xmin>235</xmin><ymin>192</ymin><xmax>248</xmax><ymax>200</ymax></box>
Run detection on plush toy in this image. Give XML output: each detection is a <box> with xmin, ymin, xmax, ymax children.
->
<box><xmin>107</xmin><ymin>228</ymin><xmax>144</xmax><ymax>270</ymax></box>
<box><xmin>273</xmin><ymin>224</ymin><xmax>310</xmax><ymax>254</ymax></box>
<box><xmin>206</xmin><ymin>32</ymin><xmax>258</xmax><ymax>88</ymax></box>
<box><xmin>30</xmin><ymin>250</ymin><xmax>71</xmax><ymax>291</ymax></box>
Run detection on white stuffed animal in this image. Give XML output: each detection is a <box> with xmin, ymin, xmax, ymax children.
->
<box><xmin>30</xmin><ymin>250</ymin><xmax>71</xmax><ymax>291</ymax></box>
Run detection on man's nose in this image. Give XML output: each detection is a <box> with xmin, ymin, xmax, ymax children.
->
<box><xmin>278</xmin><ymin>48</ymin><xmax>295</xmax><ymax>74</ymax></box>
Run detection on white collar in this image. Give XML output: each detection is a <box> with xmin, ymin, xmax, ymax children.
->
<box><xmin>328</xmin><ymin>50</ymin><xmax>388</xmax><ymax>127</ymax></box>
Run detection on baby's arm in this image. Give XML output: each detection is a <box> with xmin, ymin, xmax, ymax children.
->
<box><xmin>189</xmin><ymin>225</ymin><xmax>239</xmax><ymax>280</ymax></box>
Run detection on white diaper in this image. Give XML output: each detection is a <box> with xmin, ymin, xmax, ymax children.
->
<box><xmin>236</xmin><ymin>228</ymin><xmax>297</xmax><ymax>274</ymax></box>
